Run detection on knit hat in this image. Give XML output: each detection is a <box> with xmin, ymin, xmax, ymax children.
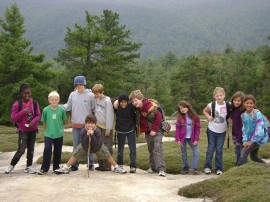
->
<box><xmin>118</xmin><ymin>93</ymin><xmax>129</xmax><ymax>103</ymax></box>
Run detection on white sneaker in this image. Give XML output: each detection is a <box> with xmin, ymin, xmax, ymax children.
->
<box><xmin>204</xmin><ymin>168</ymin><xmax>211</xmax><ymax>174</ymax></box>
<box><xmin>5</xmin><ymin>165</ymin><xmax>14</xmax><ymax>174</ymax></box>
<box><xmin>159</xmin><ymin>171</ymin><xmax>166</xmax><ymax>177</ymax></box>
<box><xmin>216</xmin><ymin>170</ymin><xmax>223</xmax><ymax>175</ymax></box>
<box><xmin>113</xmin><ymin>166</ymin><xmax>127</xmax><ymax>174</ymax></box>
<box><xmin>55</xmin><ymin>165</ymin><xmax>70</xmax><ymax>174</ymax></box>
<box><xmin>24</xmin><ymin>166</ymin><xmax>37</xmax><ymax>174</ymax></box>
<box><xmin>130</xmin><ymin>167</ymin><xmax>136</xmax><ymax>173</ymax></box>
<box><xmin>144</xmin><ymin>168</ymin><xmax>155</xmax><ymax>174</ymax></box>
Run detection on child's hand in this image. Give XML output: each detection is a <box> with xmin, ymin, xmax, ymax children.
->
<box><xmin>243</xmin><ymin>141</ymin><xmax>251</xmax><ymax>147</ymax></box>
<box><xmin>177</xmin><ymin>141</ymin><xmax>182</xmax><ymax>147</ymax></box>
<box><xmin>23</xmin><ymin>108</ymin><xmax>30</xmax><ymax>114</ymax></box>
<box><xmin>193</xmin><ymin>141</ymin><xmax>198</xmax><ymax>145</ymax></box>
<box><xmin>28</xmin><ymin>121</ymin><xmax>34</xmax><ymax>128</ymax></box>
<box><xmin>150</xmin><ymin>131</ymin><xmax>156</xmax><ymax>136</ymax></box>
<box><xmin>207</xmin><ymin>116</ymin><xmax>213</xmax><ymax>121</ymax></box>
<box><xmin>113</xmin><ymin>100</ymin><xmax>119</xmax><ymax>109</ymax></box>
<box><xmin>87</xmin><ymin>129</ymin><xmax>94</xmax><ymax>136</ymax></box>
<box><xmin>105</xmin><ymin>131</ymin><xmax>110</xmax><ymax>137</ymax></box>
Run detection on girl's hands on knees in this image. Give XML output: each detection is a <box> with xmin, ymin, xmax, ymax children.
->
<box><xmin>243</xmin><ymin>141</ymin><xmax>251</xmax><ymax>147</ymax></box>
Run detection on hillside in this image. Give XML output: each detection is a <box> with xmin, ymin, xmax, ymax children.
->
<box><xmin>1</xmin><ymin>0</ymin><xmax>270</xmax><ymax>58</ymax></box>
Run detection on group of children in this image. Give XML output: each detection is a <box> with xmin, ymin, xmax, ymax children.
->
<box><xmin>4</xmin><ymin>80</ymin><xmax>269</xmax><ymax>177</ymax></box>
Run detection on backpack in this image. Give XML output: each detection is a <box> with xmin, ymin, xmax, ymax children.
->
<box><xmin>248</xmin><ymin>109</ymin><xmax>270</xmax><ymax>141</ymax></box>
<box><xmin>211</xmin><ymin>101</ymin><xmax>232</xmax><ymax>122</ymax></box>
<box><xmin>14</xmin><ymin>100</ymin><xmax>38</xmax><ymax>128</ymax></box>
<box><xmin>148</xmin><ymin>99</ymin><xmax>171</xmax><ymax>133</ymax></box>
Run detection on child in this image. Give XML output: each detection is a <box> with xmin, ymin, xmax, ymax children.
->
<box><xmin>230</xmin><ymin>91</ymin><xmax>245</xmax><ymax>164</ymax></box>
<box><xmin>129</xmin><ymin>90</ymin><xmax>166</xmax><ymax>177</ymax></box>
<box><xmin>92</xmin><ymin>84</ymin><xmax>115</xmax><ymax>171</ymax></box>
<box><xmin>114</xmin><ymin>93</ymin><xmax>137</xmax><ymax>173</ymax></box>
<box><xmin>5</xmin><ymin>84</ymin><xmax>41</xmax><ymax>174</ymax></box>
<box><xmin>55</xmin><ymin>114</ymin><xmax>126</xmax><ymax>174</ymax></box>
<box><xmin>38</xmin><ymin>91</ymin><xmax>67</xmax><ymax>175</ymax></box>
<box><xmin>236</xmin><ymin>94</ymin><xmax>269</xmax><ymax>166</ymax></box>
<box><xmin>63</xmin><ymin>76</ymin><xmax>95</xmax><ymax>171</ymax></box>
<box><xmin>203</xmin><ymin>87</ymin><xmax>230</xmax><ymax>175</ymax></box>
<box><xmin>175</xmin><ymin>101</ymin><xmax>201</xmax><ymax>175</ymax></box>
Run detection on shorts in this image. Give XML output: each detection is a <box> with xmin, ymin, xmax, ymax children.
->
<box><xmin>73</xmin><ymin>144</ymin><xmax>87</xmax><ymax>160</ymax></box>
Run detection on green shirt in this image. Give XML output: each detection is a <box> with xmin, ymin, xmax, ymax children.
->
<box><xmin>41</xmin><ymin>105</ymin><xmax>67</xmax><ymax>139</ymax></box>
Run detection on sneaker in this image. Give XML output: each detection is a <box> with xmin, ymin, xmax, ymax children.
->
<box><xmin>189</xmin><ymin>169</ymin><xmax>201</xmax><ymax>175</ymax></box>
<box><xmin>113</xmin><ymin>166</ymin><xmax>127</xmax><ymax>174</ymax></box>
<box><xmin>159</xmin><ymin>171</ymin><xmax>166</xmax><ymax>177</ymax></box>
<box><xmin>24</xmin><ymin>166</ymin><xmax>37</xmax><ymax>174</ymax></box>
<box><xmin>130</xmin><ymin>167</ymin><xmax>136</xmax><ymax>173</ymax></box>
<box><xmin>216</xmin><ymin>170</ymin><xmax>223</xmax><ymax>175</ymax></box>
<box><xmin>180</xmin><ymin>170</ymin><xmax>189</xmax><ymax>175</ymax></box>
<box><xmin>204</xmin><ymin>168</ymin><xmax>211</xmax><ymax>174</ymax></box>
<box><xmin>70</xmin><ymin>166</ymin><xmax>78</xmax><ymax>171</ymax></box>
<box><xmin>37</xmin><ymin>169</ymin><xmax>47</xmax><ymax>175</ymax></box>
<box><xmin>144</xmin><ymin>168</ymin><xmax>156</xmax><ymax>174</ymax></box>
<box><xmin>55</xmin><ymin>165</ymin><xmax>70</xmax><ymax>174</ymax></box>
<box><xmin>5</xmin><ymin>165</ymin><xmax>14</xmax><ymax>174</ymax></box>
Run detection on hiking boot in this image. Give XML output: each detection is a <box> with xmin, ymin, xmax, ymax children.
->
<box><xmin>204</xmin><ymin>168</ymin><xmax>211</xmax><ymax>174</ymax></box>
<box><xmin>180</xmin><ymin>170</ymin><xmax>189</xmax><ymax>175</ymax></box>
<box><xmin>5</xmin><ymin>165</ymin><xmax>14</xmax><ymax>174</ymax></box>
<box><xmin>216</xmin><ymin>170</ymin><xmax>223</xmax><ymax>175</ymax></box>
<box><xmin>55</xmin><ymin>165</ymin><xmax>70</xmax><ymax>174</ymax></box>
<box><xmin>24</xmin><ymin>166</ymin><xmax>37</xmax><ymax>174</ymax></box>
<box><xmin>70</xmin><ymin>166</ymin><xmax>78</xmax><ymax>171</ymax></box>
<box><xmin>113</xmin><ymin>166</ymin><xmax>127</xmax><ymax>174</ymax></box>
<box><xmin>38</xmin><ymin>169</ymin><xmax>47</xmax><ymax>175</ymax></box>
<box><xmin>189</xmin><ymin>169</ymin><xmax>201</xmax><ymax>175</ymax></box>
<box><xmin>159</xmin><ymin>171</ymin><xmax>166</xmax><ymax>177</ymax></box>
<box><xmin>130</xmin><ymin>167</ymin><xmax>136</xmax><ymax>173</ymax></box>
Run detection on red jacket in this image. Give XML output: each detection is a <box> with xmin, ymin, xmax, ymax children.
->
<box><xmin>138</xmin><ymin>99</ymin><xmax>162</xmax><ymax>133</ymax></box>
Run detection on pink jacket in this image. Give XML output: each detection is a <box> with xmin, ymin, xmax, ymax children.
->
<box><xmin>175</xmin><ymin>115</ymin><xmax>200</xmax><ymax>144</ymax></box>
<box><xmin>11</xmin><ymin>99</ymin><xmax>41</xmax><ymax>132</ymax></box>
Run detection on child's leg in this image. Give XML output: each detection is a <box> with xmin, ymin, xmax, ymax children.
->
<box><xmin>117</xmin><ymin>132</ymin><xmax>126</xmax><ymax>165</ymax></box>
<box><xmin>187</xmin><ymin>139</ymin><xmax>200</xmax><ymax>170</ymax></box>
<box><xmin>204</xmin><ymin>129</ymin><xmax>216</xmax><ymax>169</ymax></box>
<box><xmin>127</xmin><ymin>130</ymin><xmax>137</xmax><ymax>168</ymax></box>
<box><xmin>215</xmin><ymin>132</ymin><xmax>226</xmax><ymax>171</ymax></box>
<box><xmin>237</xmin><ymin>143</ymin><xmax>260</xmax><ymax>166</ymax></box>
<box><xmin>66</xmin><ymin>156</ymin><xmax>78</xmax><ymax>167</ymax></box>
<box><xmin>181</xmin><ymin>139</ymin><xmax>189</xmax><ymax>171</ymax></box>
<box><xmin>152</xmin><ymin>131</ymin><xmax>166</xmax><ymax>172</ymax></box>
<box><xmin>145</xmin><ymin>133</ymin><xmax>156</xmax><ymax>170</ymax></box>
<box><xmin>41</xmin><ymin>137</ymin><xmax>53</xmax><ymax>172</ymax></box>
<box><xmin>71</xmin><ymin>128</ymin><xmax>82</xmax><ymax>169</ymax></box>
<box><xmin>52</xmin><ymin>137</ymin><xmax>63</xmax><ymax>171</ymax></box>
<box><xmin>10</xmin><ymin>132</ymin><xmax>28</xmax><ymax>166</ymax></box>
<box><xmin>249</xmin><ymin>145</ymin><xmax>265</xmax><ymax>163</ymax></box>
<box><xmin>26</xmin><ymin>131</ymin><xmax>37</xmax><ymax>167</ymax></box>
<box><xmin>106</xmin><ymin>156</ymin><xmax>117</xmax><ymax>167</ymax></box>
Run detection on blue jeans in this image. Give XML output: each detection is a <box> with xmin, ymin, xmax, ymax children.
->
<box><xmin>204</xmin><ymin>128</ymin><xmax>226</xmax><ymax>171</ymax></box>
<box><xmin>11</xmin><ymin>131</ymin><xmax>36</xmax><ymax>167</ymax></box>
<box><xmin>181</xmin><ymin>138</ymin><xmax>200</xmax><ymax>170</ymax></box>
<box><xmin>41</xmin><ymin>136</ymin><xmax>63</xmax><ymax>171</ymax></box>
<box><xmin>117</xmin><ymin>130</ymin><xmax>137</xmax><ymax>168</ymax></box>
<box><xmin>236</xmin><ymin>142</ymin><xmax>265</xmax><ymax>166</ymax></box>
<box><xmin>233</xmin><ymin>137</ymin><xmax>243</xmax><ymax>164</ymax></box>
<box><xmin>72</xmin><ymin>128</ymin><xmax>93</xmax><ymax>169</ymax></box>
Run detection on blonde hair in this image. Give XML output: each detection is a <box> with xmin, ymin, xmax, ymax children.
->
<box><xmin>92</xmin><ymin>84</ymin><xmax>104</xmax><ymax>94</ymax></box>
<box><xmin>213</xmin><ymin>87</ymin><xmax>225</xmax><ymax>98</ymax></box>
<box><xmin>48</xmin><ymin>91</ymin><xmax>59</xmax><ymax>98</ymax></box>
<box><xmin>129</xmin><ymin>90</ymin><xmax>144</xmax><ymax>101</ymax></box>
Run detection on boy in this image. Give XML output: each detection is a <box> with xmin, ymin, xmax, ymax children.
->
<box><xmin>92</xmin><ymin>84</ymin><xmax>115</xmax><ymax>171</ymax></box>
<box><xmin>129</xmin><ymin>90</ymin><xmax>166</xmax><ymax>177</ymax></box>
<box><xmin>55</xmin><ymin>114</ymin><xmax>126</xmax><ymax>174</ymax></box>
<box><xmin>114</xmin><ymin>93</ymin><xmax>137</xmax><ymax>173</ymax></box>
<box><xmin>63</xmin><ymin>76</ymin><xmax>95</xmax><ymax>171</ymax></box>
<box><xmin>38</xmin><ymin>91</ymin><xmax>67</xmax><ymax>175</ymax></box>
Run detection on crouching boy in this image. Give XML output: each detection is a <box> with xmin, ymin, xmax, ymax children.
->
<box><xmin>55</xmin><ymin>114</ymin><xmax>126</xmax><ymax>174</ymax></box>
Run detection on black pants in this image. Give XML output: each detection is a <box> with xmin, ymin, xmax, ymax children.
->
<box><xmin>41</xmin><ymin>136</ymin><xmax>63</xmax><ymax>172</ymax></box>
<box><xmin>11</xmin><ymin>131</ymin><xmax>37</xmax><ymax>167</ymax></box>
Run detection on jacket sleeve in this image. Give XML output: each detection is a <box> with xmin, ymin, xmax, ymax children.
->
<box><xmin>175</xmin><ymin>119</ymin><xmax>181</xmax><ymax>142</ymax></box>
<box><xmin>251</xmin><ymin>112</ymin><xmax>267</xmax><ymax>144</ymax></box>
<box><xmin>31</xmin><ymin>101</ymin><xmax>41</xmax><ymax>126</ymax></box>
<box><xmin>194</xmin><ymin>116</ymin><xmax>201</xmax><ymax>141</ymax></box>
<box><xmin>10</xmin><ymin>101</ymin><xmax>24</xmax><ymax>122</ymax></box>
<box><xmin>63</xmin><ymin>93</ymin><xmax>72</xmax><ymax>111</ymax></box>
<box><xmin>105</xmin><ymin>98</ymin><xmax>114</xmax><ymax>133</ymax></box>
<box><xmin>151</xmin><ymin>110</ymin><xmax>162</xmax><ymax>132</ymax></box>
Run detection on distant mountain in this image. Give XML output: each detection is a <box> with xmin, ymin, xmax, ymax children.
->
<box><xmin>1</xmin><ymin>0</ymin><xmax>270</xmax><ymax>58</ymax></box>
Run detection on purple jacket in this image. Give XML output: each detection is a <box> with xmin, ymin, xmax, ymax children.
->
<box><xmin>231</xmin><ymin>107</ymin><xmax>243</xmax><ymax>144</ymax></box>
<box><xmin>10</xmin><ymin>99</ymin><xmax>41</xmax><ymax>132</ymax></box>
<box><xmin>175</xmin><ymin>115</ymin><xmax>200</xmax><ymax>144</ymax></box>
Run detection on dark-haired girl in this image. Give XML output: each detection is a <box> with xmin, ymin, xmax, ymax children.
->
<box><xmin>175</xmin><ymin>101</ymin><xmax>201</xmax><ymax>175</ymax></box>
<box><xmin>5</xmin><ymin>84</ymin><xmax>41</xmax><ymax>174</ymax></box>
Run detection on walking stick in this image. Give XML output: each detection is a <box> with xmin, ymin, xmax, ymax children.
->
<box><xmin>87</xmin><ymin>136</ymin><xmax>91</xmax><ymax>178</ymax></box>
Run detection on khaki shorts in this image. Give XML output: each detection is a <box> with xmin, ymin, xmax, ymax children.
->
<box><xmin>73</xmin><ymin>143</ymin><xmax>111</xmax><ymax>161</ymax></box>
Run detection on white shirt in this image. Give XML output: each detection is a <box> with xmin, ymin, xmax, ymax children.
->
<box><xmin>208</xmin><ymin>101</ymin><xmax>227</xmax><ymax>133</ymax></box>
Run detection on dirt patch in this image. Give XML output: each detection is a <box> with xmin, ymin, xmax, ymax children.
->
<box><xmin>0</xmin><ymin>143</ymin><xmax>216</xmax><ymax>202</ymax></box>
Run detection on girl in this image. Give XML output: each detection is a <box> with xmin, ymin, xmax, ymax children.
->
<box><xmin>175</xmin><ymin>101</ymin><xmax>200</xmax><ymax>175</ymax></box>
<box><xmin>203</xmin><ymin>87</ymin><xmax>230</xmax><ymax>175</ymax></box>
<box><xmin>236</xmin><ymin>94</ymin><xmax>269</xmax><ymax>166</ymax></box>
<box><xmin>5</xmin><ymin>84</ymin><xmax>41</xmax><ymax>174</ymax></box>
<box><xmin>230</xmin><ymin>91</ymin><xmax>245</xmax><ymax>164</ymax></box>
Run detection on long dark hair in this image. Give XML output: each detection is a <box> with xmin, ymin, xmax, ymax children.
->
<box><xmin>230</xmin><ymin>91</ymin><xmax>245</xmax><ymax>112</ymax></box>
<box><xmin>177</xmin><ymin>101</ymin><xmax>197</xmax><ymax>118</ymax></box>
